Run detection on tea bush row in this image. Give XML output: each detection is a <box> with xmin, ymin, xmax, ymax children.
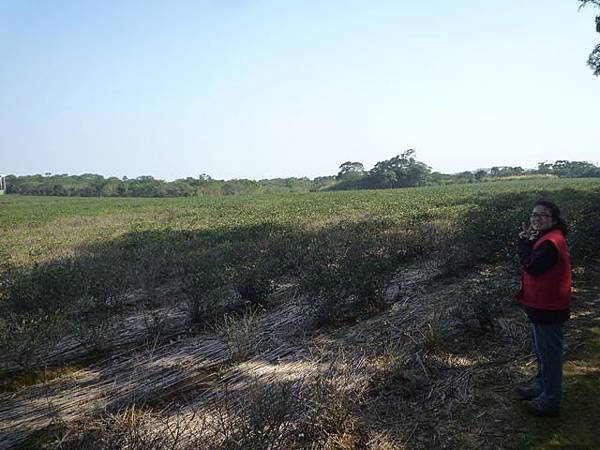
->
<box><xmin>2</xmin><ymin>180</ymin><xmax>599</xmax><ymax>368</ymax></box>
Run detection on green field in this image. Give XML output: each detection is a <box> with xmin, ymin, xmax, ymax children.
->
<box><xmin>1</xmin><ymin>178</ymin><xmax>600</xmax><ymax>449</ymax></box>
<box><xmin>2</xmin><ymin>177</ymin><xmax>599</xmax><ymax>260</ymax></box>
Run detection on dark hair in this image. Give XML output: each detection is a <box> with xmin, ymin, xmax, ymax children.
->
<box><xmin>534</xmin><ymin>200</ymin><xmax>568</xmax><ymax>235</ymax></box>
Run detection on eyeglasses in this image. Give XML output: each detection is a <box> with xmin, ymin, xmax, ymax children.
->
<box><xmin>530</xmin><ymin>213</ymin><xmax>552</xmax><ymax>219</ymax></box>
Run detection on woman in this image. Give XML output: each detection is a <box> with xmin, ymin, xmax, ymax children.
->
<box><xmin>515</xmin><ymin>200</ymin><xmax>571</xmax><ymax>417</ymax></box>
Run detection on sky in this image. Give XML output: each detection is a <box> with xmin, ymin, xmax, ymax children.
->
<box><xmin>1</xmin><ymin>0</ymin><xmax>599</xmax><ymax>181</ymax></box>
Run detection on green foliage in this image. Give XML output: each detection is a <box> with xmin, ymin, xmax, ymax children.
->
<box><xmin>0</xmin><ymin>310</ymin><xmax>66</xmax><ymax>370</ymax></box>
<box><xmin>370</xmin><ymin>149</ymin><xmax>432</xmax><ymax>188</ymax></box>
<box><xmin>67</xmin><ymin>296</ymin><xmax>123</xmax><ymax>351</ymax></box>
<box><xmin>182</xmin><ymin>257</ymin><xmax>231</xmax><ymax>324</ymax></box>
<box><xmin>300</xmin><ymin>220</ymin><xmax>406</xmax><ymax>322</ymax></box>
<box><xmin>336</xmin><ymin>161</ymin><xmax>365</xmax><ymax>181</ymax></box>
<box><xmin>4</xmin><ymin>174</ymin><xmax>336</xmax><ymax>197</ymax></box>
<box><xmin>4</xmin><ymin>157</ymin><xmax>600</xmax><ymax>199</ymax></box>
<box><xmin>560</xmin><ymin>190</ymin><xmax>600</xmax><ymax>262</ymax></box>
<box><xmin>549</xmin><ymin>160</ymin><xmax>600</xmax><ymax>178</ymax></box>
<box><xmin>2</xmin><ymin>178</ymin><xmax>600</xmax><ymax>365</ymax></box>
<box><xmin>588</xmin><ymin>42</ymin><xmax>600</xmax><ymax>75</ymax></box>
<box><xmin>331</xmin><ymin>149</ymin><xmax>433</xmax><ymax>191</ymax></box>
<box><xmin>578</xmin><ymin>0</ymin><xmax>600</xmax><ymax>75</ymax></box>
<box><xmin>226</xmin><ymin>257</ymin><xmax>278</xmax><ymax>305</ymax></box>
<box><xmin>330</xmin><ymin>155</ymin><xmax>600</xmax><ymax>192</ymax></box>
<box><xmin>5</xmin><ymin>261</ymin><xmax>87</xmax><ymax>314</ymax></box>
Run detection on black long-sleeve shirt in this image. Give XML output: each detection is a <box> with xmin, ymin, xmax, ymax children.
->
<box><xmin>518</xmin><ymin>239</ymin><xmax>559</xmax><ymax>275</ymax></box>
<box><xmin>518</xmin><ymin>229</ymin><xmax>570</xmax><ymax>324</ymax></box>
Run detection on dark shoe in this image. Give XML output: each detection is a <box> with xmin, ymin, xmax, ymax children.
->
<box><xmin>522</xmin><ymin>399</ymin><xmax>559</xmax><ymax>417</ymax></box>
<box><xmin>515</xmin><ymin>386</ymin><xmax>540</xmax><ymax>400</ymax></box>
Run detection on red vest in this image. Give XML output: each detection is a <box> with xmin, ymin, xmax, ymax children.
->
<box><xmin>517</xmin><ymin>229</ymin><xmax>571</xmax><ymax>310</ymax></box>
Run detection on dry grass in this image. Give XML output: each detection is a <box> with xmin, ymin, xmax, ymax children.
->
<box><xmin>3</xmin><ymin>260</ymin><xmax>599</xmax><ymax>450</ymax></box>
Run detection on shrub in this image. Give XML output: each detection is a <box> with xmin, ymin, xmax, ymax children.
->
<box><xmin>67</xmin><ymin>296</ymin><xmax>124</xmax><ymax>352</ymax></box>
<box><xmin>447</xmin><ymin>276</ymin><xmax>515</xmax><ymax>336</ymax></box>
<box><xmin>212</xmin><ymin>380</ymin><xmax>303</xmax><ymax>450</ymax></box>
<box><xmin>0</xmin><ymin>310</ymin><xmax>67</xmax><ymax>370</ymax></box>
<box><xmin>181</xmin><ymin>256</ymin><xmax>237</xmax><ymax>325</ymax></box>
<box><xmin>5</xmin><ymin>261</ymin><xmax>87</xmax><ymax>315</ymax></box>
<box><xmin>226</xmin><ymin>256</ymin><xmax>279</xmax><ymax>306</ymax></box>
<box><xmin>300</xmin><ymin>220</ymin><xmax>405</xmax><ymax>323</ymax></box>
<box><xmin>218</xmin><ymin>309</ymin><xmax>262</xmax><ymax>362</ymax></box>
<box><xmin>565</xmin><ymin>190</ymin><xmax>600</xmax><ymax>263</ymax></box>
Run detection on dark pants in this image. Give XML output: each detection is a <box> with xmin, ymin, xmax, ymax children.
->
<box><xmin>531</xmin><ymin>323</ymin><xmax>564</xmax><ymax>409</ymax></box>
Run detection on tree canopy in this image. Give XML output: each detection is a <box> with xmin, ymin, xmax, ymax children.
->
<box><xmin>579</xmin><ymin>0</ymin><xmax>600</xmax><ymax>75</ymax></box>
<box><xmin>337</xmin><ymin>162</ymin><xmax>365</xmax><ymax>180</ymax></box>
<box><xmin>4</xmin><ymin>155</ymin><xmax>600</xmax><ymax>197</ymax></box>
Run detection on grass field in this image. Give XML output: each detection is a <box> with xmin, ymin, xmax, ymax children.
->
<box><xmin>1</xmin><ymin>178</ymin><xmax>599</xmax><ymax>449</ymax></box>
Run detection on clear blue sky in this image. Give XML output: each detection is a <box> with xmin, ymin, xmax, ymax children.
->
<box><xmin>1</xmin><ymin>0</ymin><xmax>599</xmax><ymax>180</ymax></box>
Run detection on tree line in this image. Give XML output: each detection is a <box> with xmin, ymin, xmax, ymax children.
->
<box><xmin>3</xmin><ymin>173</ymin><xmax>335</xmax><ymax>197</ymax></box>
<box><xmin>4</xmin><ymin>154</ymin><xmax>600</xmax><ymax>197</ymax></box>
<box><xmin>331</xmin><ymin>151</ymin><xmax>600</xmax><ymax>191</ymax></box>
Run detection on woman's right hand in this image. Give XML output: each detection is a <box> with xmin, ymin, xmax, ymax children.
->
<box><xmin>519</xmin><ymin>222</ymin><xmax>531</xmax><ymax>240</ymax></box>
<box><xmin>519</xmin><ymin>222</ymin><xmax>539</xmax><ymax>241</ymax></box>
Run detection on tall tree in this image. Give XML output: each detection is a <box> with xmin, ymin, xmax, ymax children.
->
<box><xmin>337</xmin><ymin>161</ymin><xmax>365</xmax><ymax>180</ymax></box>
<box><xmin>370</xmin><ymin>149</ymin><xmax>431</xmax><ymax>188</ymax></box>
